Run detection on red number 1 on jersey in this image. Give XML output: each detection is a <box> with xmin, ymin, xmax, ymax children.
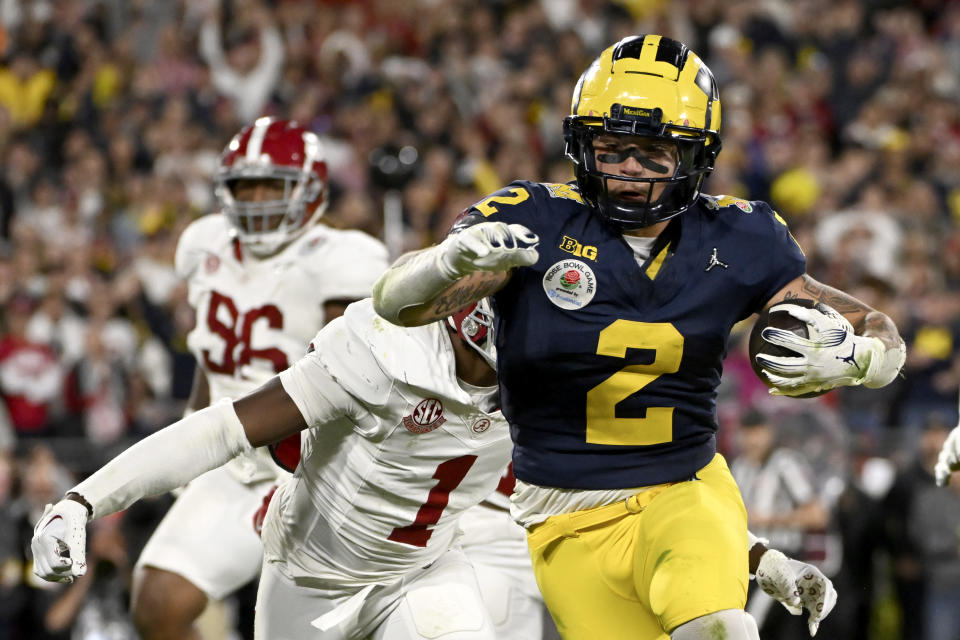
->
<box><xmin>388</xmin><ymin>455</ymin><xmax>478</xmax><ymax>547</ymax></box>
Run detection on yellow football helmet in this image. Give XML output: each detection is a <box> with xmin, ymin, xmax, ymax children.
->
<box><xmin>563</xmin><ymin>35</ymin><xmax>722</xmax><ymax>229</ymax></box>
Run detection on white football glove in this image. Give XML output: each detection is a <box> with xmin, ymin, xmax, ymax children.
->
<box><xmin>756</xmin><ymin>303</ymin><xmax>903</xmax><ymax>396</ymax></box>
<box><xmin>438</xmin><ymin>222</ymin><xmax>539</xmax><ymax>278</ymax></box>
<box><xmin>755</xmin><ymin>550</ymin><xmax>837</xmax><ymax>637</ymax></box>
<box><xmin>935</xmin><ymin>425</ymin><xmax>960</xmax><ymax>487</ymax></box>
<box><xmin>31</xmin><ymin>498</ymin><xmax>90</xmax><ymax>583</ymax></box>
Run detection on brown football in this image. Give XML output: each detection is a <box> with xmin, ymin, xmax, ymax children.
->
<box><xmin>749</xmin><ymin>298</ymin><xmax>832</xmax><ymax>398</ymax></box>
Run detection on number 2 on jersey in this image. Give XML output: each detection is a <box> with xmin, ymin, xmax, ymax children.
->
<box><xmin>473</xmin><ymin>187</ymin><xmax>529</xmax><ymax>217</ymax></box>
<box><xmin>586</xmin><ymin>321</ymin><xmax>683</xmax><ymax>446</ymax></box>
<box><xmin>388</xmin><ymin>455</ymin><xmax>477</xmax><ymax>547</ymax></box>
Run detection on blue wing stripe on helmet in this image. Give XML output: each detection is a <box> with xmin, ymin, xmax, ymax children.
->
<box><xmin>695</xmin><ymin>65</ymin><xmax>718</xmax><ymax>100</ymax></box>
<box><xmin>612</xmin><ymin>35</ymin><xmax>648</xmax><ymax>61</ymax></box>
<box><xmin>654</xmin><ymin>37</ymin><xmax>689</xmax><ymax>68</ymax></box>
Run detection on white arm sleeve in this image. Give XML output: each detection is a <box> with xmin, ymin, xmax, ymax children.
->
<box><xmin>371</xmin><ymin>246</ymin><xmax>456</xmax><ymax>324</ymax></box>
<box><xmin>70</xmin><ymin>399</ymin><xmax>252</xmax><ymax>519</ymax></box>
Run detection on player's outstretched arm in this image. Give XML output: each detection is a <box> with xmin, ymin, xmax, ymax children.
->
<box><xmin>757</xmin><ymin>273</ymin><xmax>905</xmax><ymax>396</ymax></box>
<box><xmin>748</xmin><ymin>532</ymin><xmax>837</xmax><ymax>637</ymax></box>
<box><xmin>373</xmin><ymin>221</ymin><xmax>539</xmax><ymax>326</ymax></box>
<box><xmin>31</xmin><ymin>378</ymin><xmax>306</xmax><ymax>584</ymax></box>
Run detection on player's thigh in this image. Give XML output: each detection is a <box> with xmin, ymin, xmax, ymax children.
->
<box><xmin>255</xmin><ymin>561</ymin><xmax>347</xmax><ymax>640</ymax></box>
<box><xmin>637</xmin><ymin>454</ymin><xmax>749</xmax><ymax>634</ymax></box>
<box><xmin>461</xmin><ymin>514</ymin><xmax>543</xmax><ymax>640</ymax></box>
<box><xmin>460</xmin><ymin>516</ymin><xmax>541</xmax><ymax>600</ymax></box>
<box><xmin>131</xmin><ymin>565</ymin><xmax>208</xmax><ymax>625</ymax></box>
<box><xmin>529</xmin><ymin>514</ymin><xmax>666</xmax><ymax>640</ymax></box>
<box><xmin>671</xmin><ymin>609</ymin><xmax>760</xmax><ymax>640</ymax></box>
<box><xmin>372</xmin><ymin>550</ymin><xmax>495</xmax><ymax>640</ymax></box>
<box><xmin>136</xmin><ymin>465</ymin><xmax>270</xmax><ymax>599</ymax></box>
<box><xmin>470</xmin><ymin>561</ymin><xmax>543</xmax><ymax>640</ymax></box>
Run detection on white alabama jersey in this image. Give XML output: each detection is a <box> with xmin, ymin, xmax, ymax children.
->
<box><xmin>268</xmin><ymin>299</ymin><xmax>512</xmax><ymax>587</ymax></box>
<box><xmin>175</xmin><ymin>214</ymin><xmax>388</xmax><ymax>482</ymax></box>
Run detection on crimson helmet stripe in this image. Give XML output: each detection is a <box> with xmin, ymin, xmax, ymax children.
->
<box><xmin>245</xmin><ymin>117</ymin><xmax>273</xmax><ymax>163</ymax></box>
<box><xmin>301</xmin><ymin>132</ymin><xmax>321</xmax><ymax>174</ymax></box>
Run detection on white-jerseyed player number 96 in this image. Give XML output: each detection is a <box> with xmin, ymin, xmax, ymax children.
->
<box><xmin>202</xmin><ymin>291</ymin><xmax>289</xmax><ymax>375</ymax></box>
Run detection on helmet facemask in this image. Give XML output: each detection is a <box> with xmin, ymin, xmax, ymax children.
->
<box><xmin>447</xmin><ymin>299</ymin><xmax>496</xmax><ymax>369</ymax></box>
<box><xmin>565</xmin><ymin>107</ymin><xmax>718</xmax><ymax>230</ymax></box>
<box><xmin>216</xmin><ymin>118</ymin><xmax>327</xmax><ymax>257</ymax></box>
<box><xmin>217</xmin><ymin>167</ymin><xmax>324</xmax><ymax>257</ymax></box>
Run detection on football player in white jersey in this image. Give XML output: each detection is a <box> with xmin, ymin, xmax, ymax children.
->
<box><xmin>34</xmin><ymin>299</ymin><xmax>507</xmax><ymax>640</ymax></box>
<box><xmin>33</xmin><ymin>298</ymin><xmax>835</xmax><ymax>640</ymax></box>
<box><xmin>131</xmin><ymin>117</ymin><xmax>389</xmax><ymax>640</ymax></box>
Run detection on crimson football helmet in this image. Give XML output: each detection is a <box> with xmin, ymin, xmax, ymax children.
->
<box><xmin>215</xmin><ymin>117</ymin><xmax>328</xmax><ymax>256</ymax></box>
<box><xmin>448</xmin><ymin>299</ymin><xmax>496</xmax><ymax>367</ymax></box>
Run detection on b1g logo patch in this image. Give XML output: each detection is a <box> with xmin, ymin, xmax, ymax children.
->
<box><xmin>402</xmin><ymin>398</ymin><xmax>447</xmax><ymax>434</ymax></box>
<box><xmin>543</xmin><ymin>259</ymin><xmax>596</xmax><ymax>310</ymax></box>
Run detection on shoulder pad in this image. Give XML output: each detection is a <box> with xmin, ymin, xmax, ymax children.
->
<box><xmin>174</xmin><ymin>214</ymin><xmax>231</xmax><ymax>279</ymax></box>
<box><xmin>313</xmin><ymin>300</ymin><xmax>460</xmax><ymax>406</ymax></box>
<box><xmin>466</xmin><ymin>181</ymin><xmax>537</xmax><ymax>219</ymax></box>
<box><xmin>538</xmin><ymin>182</ymin><xmax>584</xmax><ymax>204</ymax></box>
<box><xmin>700</xmin><ymin>194</ymin><xmax>760</xmax><ymax>214</ymax></box>
<box><xmin>296</xmin><ymin>228</ymin><xmax>389</xmax><ymax>300</ymax></box>
<box><xmin>701</xmin><ymin>195</ymin><xmax>793</xmax><ymax>233</ymax></box>
<box><xmin>294</xmin><ymin>226</ymin><xmax>386</xmax><ymax>259</ymax></box>
<box><xmin>458</xmin><ymin>180</ymin><xmax>582</xmax><ymax>230</ymax></box>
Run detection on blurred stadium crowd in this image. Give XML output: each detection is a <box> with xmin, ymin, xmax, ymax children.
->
<box><xmin>0</xmin><ymin>0</ymin><xmax>958</xmax><ymax>639</ymax></box>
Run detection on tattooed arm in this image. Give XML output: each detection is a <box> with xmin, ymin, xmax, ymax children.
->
<box><xmin>764</xmin><ymin>274</ymin><xmax>902</xmax><ymax>349</ymax></box>
<box><xmin>756</xmin><ymin>273</ymin><xmax>906</xmax><ymax>394</ymax></box>
<box><xmin>377</xmin><ymin>261</ymin><xmax>510</xmax><ymax>326</ymax></box>
<box><xmin>373</xmin><ymin>221</ymin><xmax>538</xmax><ymax>326</ymax></box>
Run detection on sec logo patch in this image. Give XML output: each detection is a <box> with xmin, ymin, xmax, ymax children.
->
<box><xmin>543</xmin><ymin>259</ymin><xmax>596</xmax><ymax>310</ymax></box>
<box><xmin>402</xmin><ymin>398</ymin><xmax>447</xmax><ymax>434</ymax></box>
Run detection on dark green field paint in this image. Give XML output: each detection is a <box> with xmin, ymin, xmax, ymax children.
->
<box><xmin>705</xmin><ymin>617</ymin><xmax>728</xmax><ymax>640</ymax></box>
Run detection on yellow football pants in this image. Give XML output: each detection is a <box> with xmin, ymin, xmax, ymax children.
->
<box><xmin>526</xmin><ymin>454</ymin><xmax>748</xmax><ymax>639</ymax></box>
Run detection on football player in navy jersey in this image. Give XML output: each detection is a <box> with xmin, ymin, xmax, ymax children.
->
<box><xmin>373</xmin><ymin>35</ymin><xmax>904</xmax><ymax>640</ymax></box>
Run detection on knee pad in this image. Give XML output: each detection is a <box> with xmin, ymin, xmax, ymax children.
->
<box><xmin>671</xmin><ymin>609</ymin><xmax>760</xmax><ymax>640</ymax></box>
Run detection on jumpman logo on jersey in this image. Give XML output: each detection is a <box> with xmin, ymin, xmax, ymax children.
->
<box><xmin>705</xmin><ymin>247</ymin><xmax>729</xmax><ymax>272</ymax></box>
<box><xmin>836</xmin><ymin>342</ymin><xmax>860</xmax><ymax>371</ymax></box>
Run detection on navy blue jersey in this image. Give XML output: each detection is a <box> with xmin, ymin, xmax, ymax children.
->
<box><xmin>458</xmin><ymin>181</ymin><xmax>805</xmax><ymax>489</ymax></box>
